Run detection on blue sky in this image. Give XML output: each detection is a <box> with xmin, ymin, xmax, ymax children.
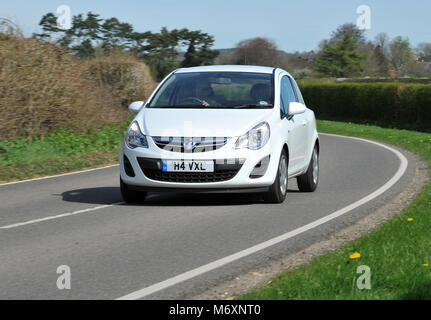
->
<box><xmin>1</xmin><ymin>0</ymin><xmax>430</xmax><ymax>52</ymax></box>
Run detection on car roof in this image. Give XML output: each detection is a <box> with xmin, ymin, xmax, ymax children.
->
<box><xmin>174</xmin><ymin>65</ymin><xmax>276</xmax><ymax>74</ymax></box>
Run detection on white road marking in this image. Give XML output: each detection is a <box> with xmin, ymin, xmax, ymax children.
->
<box><xmin>0</xmin><ymin>202</ymin><xmax>124</xmax><ymax>229</ymax></box>
<box><xmin>0</xmin><ymin>164</ymin><xmax>119</xmax><ymax>186</ymax></box>
<box><xmin>116</xmin><ymin>134</ymin><xmax>409</xmax><ymax>300</ymax></box>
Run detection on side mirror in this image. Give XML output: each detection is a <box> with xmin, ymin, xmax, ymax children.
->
<box><xmin>288</xmin><ymin>102</ymin><xmax>306</xmax><ymax>116</ymax></box>
<box><xmin>128</xmin><ymin>101</ymin><xmax>145</xmax><ymax>113</ymax></box>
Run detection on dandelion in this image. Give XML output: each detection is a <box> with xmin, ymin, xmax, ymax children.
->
<box><xmin>408</xmin><ymin>218</ymin><xmax>413</xmax><ymax>222</ymax></box>
<box><xmin>226</xmin><ymin>297</ymin><xmax>234</xmax><ymax>300</ymax></box>
<box><xmin>423</xmin><ymin>264</ymin><xmax>429</xmax><ymax>267</ymax></box>
<box><xmin>350</xmin><ymin>252</ymin><xmax>361</xmax><ymax>259</ymax></box>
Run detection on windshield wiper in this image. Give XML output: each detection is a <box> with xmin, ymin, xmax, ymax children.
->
<box><xmin>230</xmin><ymin>104</ymin><xmax>274</xmax><ymax>109</ymax></box>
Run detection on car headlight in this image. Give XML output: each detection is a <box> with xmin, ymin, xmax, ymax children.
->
<box><xmin>235</xmin><ymin>122</ymin><xmax>270</xmax><ymax>150</ymax></box>
<box><xmin>125</xmin><ymin>121</ymin><xmax>148</xmax><ymax>149</ymax></box>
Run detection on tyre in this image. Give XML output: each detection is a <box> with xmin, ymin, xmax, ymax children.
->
<box><xmin>263</xmin><ymin>149</ymin><xmax>288</xmax><ymax>203</ymax></box>
<box><xmin>120</xmin><ymin>177</ymin><xmax>147</xmax><ymax>203</ymax></box>
<box><xmin>297</xmin><ymin>145</ymin><xmax>319</xmax><ymax>192</ymax></box>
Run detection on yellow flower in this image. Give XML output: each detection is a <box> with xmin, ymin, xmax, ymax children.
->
<box><xmin>350</xmin><ymin>252</ymin><xmax>361</xmax><ymax>259</ymax></box>
<box><xmin>226</xmin><ymin>297</ymin><xmax>234</xmax><ymax>300</ymax></box>
<box><xmin>408</xmin><ymin>218</ymin><xmax>413</xmax><ymax>222</ymax></box>
<box><xmin>423</xmin><ymin>264</ymin><xmax>429</xmax><ymax>267</ymax></box>
<box><xmin>420</xmin><ymin>140</ymin><xmax>424</xmax><ymax>143</ymax></box>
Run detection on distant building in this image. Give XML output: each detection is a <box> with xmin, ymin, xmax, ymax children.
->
<box><xmin>388</xmin><ymin>69</ymin><xmax>400</xmax><ymax>77</ymax></box>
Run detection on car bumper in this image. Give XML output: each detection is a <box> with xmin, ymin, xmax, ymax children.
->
<box><xmin>119</xmin><ymin>136</ymin><xmax>281</xmax><ymax>190</ymax></box>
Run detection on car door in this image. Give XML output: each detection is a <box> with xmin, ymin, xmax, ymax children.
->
<box><xmin>280</xmin><ymin>75</ymin><xmax>306</xmax><ymax>174</ymax></box>
<box><xmin>291</xmin><ymin>78</ymin><xmax>313</xmax><ymax>169</ymax></box>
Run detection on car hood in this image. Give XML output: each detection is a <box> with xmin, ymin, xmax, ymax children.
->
<box><xmin>141</xmin><ymin>108</ymin><xmax>272</xmax><ymax>137</ymax></box>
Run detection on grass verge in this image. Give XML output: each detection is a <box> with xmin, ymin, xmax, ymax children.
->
<box><xmin>0</xmin><ymin>121</ymin><xmax>130</xmax><ymax>182</ymax></box>
<box><xmin>239</xmin><ymin>119</ymin><xmax>431</xmax><ymax>299</ymax></box>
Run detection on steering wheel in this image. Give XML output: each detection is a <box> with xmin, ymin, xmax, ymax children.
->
<box><xmin>179</xmin><ymin>97</ymin><xmax>204</xmax><ymax>105</ymax></box>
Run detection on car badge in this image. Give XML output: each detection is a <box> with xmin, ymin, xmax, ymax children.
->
<box><xmin>184</xmin><ymin>138</ymin><xmax>195</xmax><ymax>151</ymax></box>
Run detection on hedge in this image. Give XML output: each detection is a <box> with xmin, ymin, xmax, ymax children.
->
<box><xmin>299</xmin><ymin>83</ymin><xmax>431</xmax><ymax>132</ymax></box>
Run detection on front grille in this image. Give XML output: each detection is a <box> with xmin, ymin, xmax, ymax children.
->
<box><xmin>142</xmin><ymin>170</ymin><xmax>240</xmax><ymax>183</ymax></box>
<box><xmin>137</xmin><ymin>158</ymin><xmax>243</xmax><ymax>183</ymax></box>
<box><xmin>152</xmin><ymin>137</ymin><xmax>228</xmax><ymax>153</ymax></box>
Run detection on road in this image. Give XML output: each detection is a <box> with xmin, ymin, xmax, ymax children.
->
<box><xmin>0</xmin><ymin>134</ymin><xmax>414</xmax><ymax>299</ymax></box>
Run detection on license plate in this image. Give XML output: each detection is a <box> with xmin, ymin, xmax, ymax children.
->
<box><xmin>162</xmin><ymin>160</ymin><xmax>214</xmax><ymax>172</ymax></box>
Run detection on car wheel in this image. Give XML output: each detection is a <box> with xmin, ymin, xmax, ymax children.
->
<box><xmin>297</xmin><ymin>144</ymin><xmax>319</xmax><ymax>192</ymax></box>
<box><xmin>120</xmin><ymin>177</ymin><xmax>147</xmax><ymax>203</ymax></box>
<box><xmin>263</xmin><ymin>149</ymin><xmax>288</xmax><ymax>203</ymax></box>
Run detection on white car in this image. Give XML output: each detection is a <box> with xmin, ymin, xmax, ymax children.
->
<box><xmin>120</xmin><ymin>65</ymin><xmax>319</xmax><ymax>203</ymax></box>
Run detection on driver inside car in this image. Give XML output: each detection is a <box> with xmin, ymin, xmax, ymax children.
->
<box><xmin>195</xmin><ymin>81</ymin><xmax>221</xmax><ymax>106</ymax></box>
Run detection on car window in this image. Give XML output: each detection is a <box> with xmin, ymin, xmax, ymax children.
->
<box><xmin>148</xmin><ymin>72</ymin><xmax>274</xmax><ymax>108</ymax></box>
<box><xmin>280</xmin><ymin>76</ymin><xmax>297</xmax><ymax>116</ymax></box>
<box><xmin>291</xmin><ymin>78</ymin><xmax>305</xmax><ymax>105</ymax></box>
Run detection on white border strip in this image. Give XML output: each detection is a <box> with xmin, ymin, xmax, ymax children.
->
<box><xmin>0</xmin><ymin>164</ymin><xmax>119</xmax><ymax>187</ymax></box>
<box><xmin>116</xmin><ymin>134</ymin><xmax>408</xmax><ymax>300</ymax></box>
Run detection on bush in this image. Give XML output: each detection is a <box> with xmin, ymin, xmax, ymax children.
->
<box><xmin>299</xmin><ymin>82</ymin><xmax>431</xmax><ymax>132</ymax></box>
<box><xmin>86</xmin><ymin>51</ymin><xmax>156</xmax><ymax>108</ymax></box>
<box><xmin>0</xmin><ymin>34</ymin><xmax>155</xmax><ymax>139</ymax></box>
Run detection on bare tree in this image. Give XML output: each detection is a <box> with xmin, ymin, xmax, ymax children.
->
<box><xmin>225</xmin><ymin>37</ymin><xmax>281</xmax><ymax>66</ymax></box>
<box><xmin>374</xmin><ymin>32</ymin><xmax>390</xmax><ymax>52</ymax></box>
<box><xmin>416</xmin><ymin>42</ymin><xmax>431</xmax><ymax>62</ymax></box>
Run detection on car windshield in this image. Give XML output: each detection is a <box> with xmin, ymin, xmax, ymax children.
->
<box><xmin>148</xmin><ymin>71</ymin><xmax>274</xmax><ymax>108</ymax></box>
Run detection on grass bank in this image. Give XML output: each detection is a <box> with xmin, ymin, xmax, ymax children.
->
<box><xmin>240</xmin><ymin>119</ymin><xmax>431</xmax><ymax>299</ymax></box>
<box><xmin>0</xmin><ymin>121</ymin><xmax>130</xmax><ymax>182</ymax></box>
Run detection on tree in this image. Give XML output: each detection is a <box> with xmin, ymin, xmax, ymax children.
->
<box><xmin>225</xmin><ymin>37</ymin><xmax>281</xmax><ymax>66</ymax></box>
<box><xmin>363</xmin><ymin>45</ymin><xmax>389</xmax><ymax>76</ymax></box>
<box><xmin>330</xmin><ymin>23</ymin><xmax>366</xmax><ymax>44</ymax></box>
<box><xmin>180</xmin><ymin>30</ymin><xmax>218</xmax><ymax>68</ymax></box>
<box><xmin>33</xmin><ymin>13</ymin><xmax>59</xmax><ymax>40</ymax></box>
<box><xmin>101</xmin><ymin>17</ymin><xmax>135</xmax><ymax>50</ymax></box>
<box><xmin>416</xmin><ymin>43</ymin><xmax>431</xmax><ymax>62</ymax></box>
<box><xmin>374</xmin><ymin>33</ymin><xmax>390</xmax><ymax>54</ymax></box>
<box><xmin>141</xmin><ymin>27</ymin><xmax>182</xmax><ymax>81</ymax></box>
<box><xmin>34</xmin><ymin>11</ymin><xmax>102</xmax><ymax>57</ymax></box>
<box><xmin>68</xmin><ymin>12</ymin><xmax>102</xmax><ymax>57</ymax></box>
<box><xmin>72</xmin><ymin>38</ymin><xmax>95</xmax><ymax>58</ymax></box>
<box><xmin>388</xmin><ymin>36</ymin><xmax>414</xmax><ymax>71</ymax></box>
<box><xmin>315</xmin><ymin>34</ymin><xmax>366</xmax><ymax>77</ymax></box>
<box><xmin>33</xmin><ymin>11</ymin><xmax>218</xmax><ymax>77</ymax></box>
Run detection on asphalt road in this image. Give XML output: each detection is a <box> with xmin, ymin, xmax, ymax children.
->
<box><xmin>0</xmin><ymin>134</ymin><xmax>415</xmax><ymax>299</ymax></box>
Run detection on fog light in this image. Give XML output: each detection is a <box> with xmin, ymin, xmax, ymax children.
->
<box><xmin>249</xmin><ymin>155</ymin><xmax>270</xmax><ymax>178</ymax></box>
<box><xmin>123</xmin><ymin>155</ymin><xmax>135</xmax><ymax>177</ymax></box>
